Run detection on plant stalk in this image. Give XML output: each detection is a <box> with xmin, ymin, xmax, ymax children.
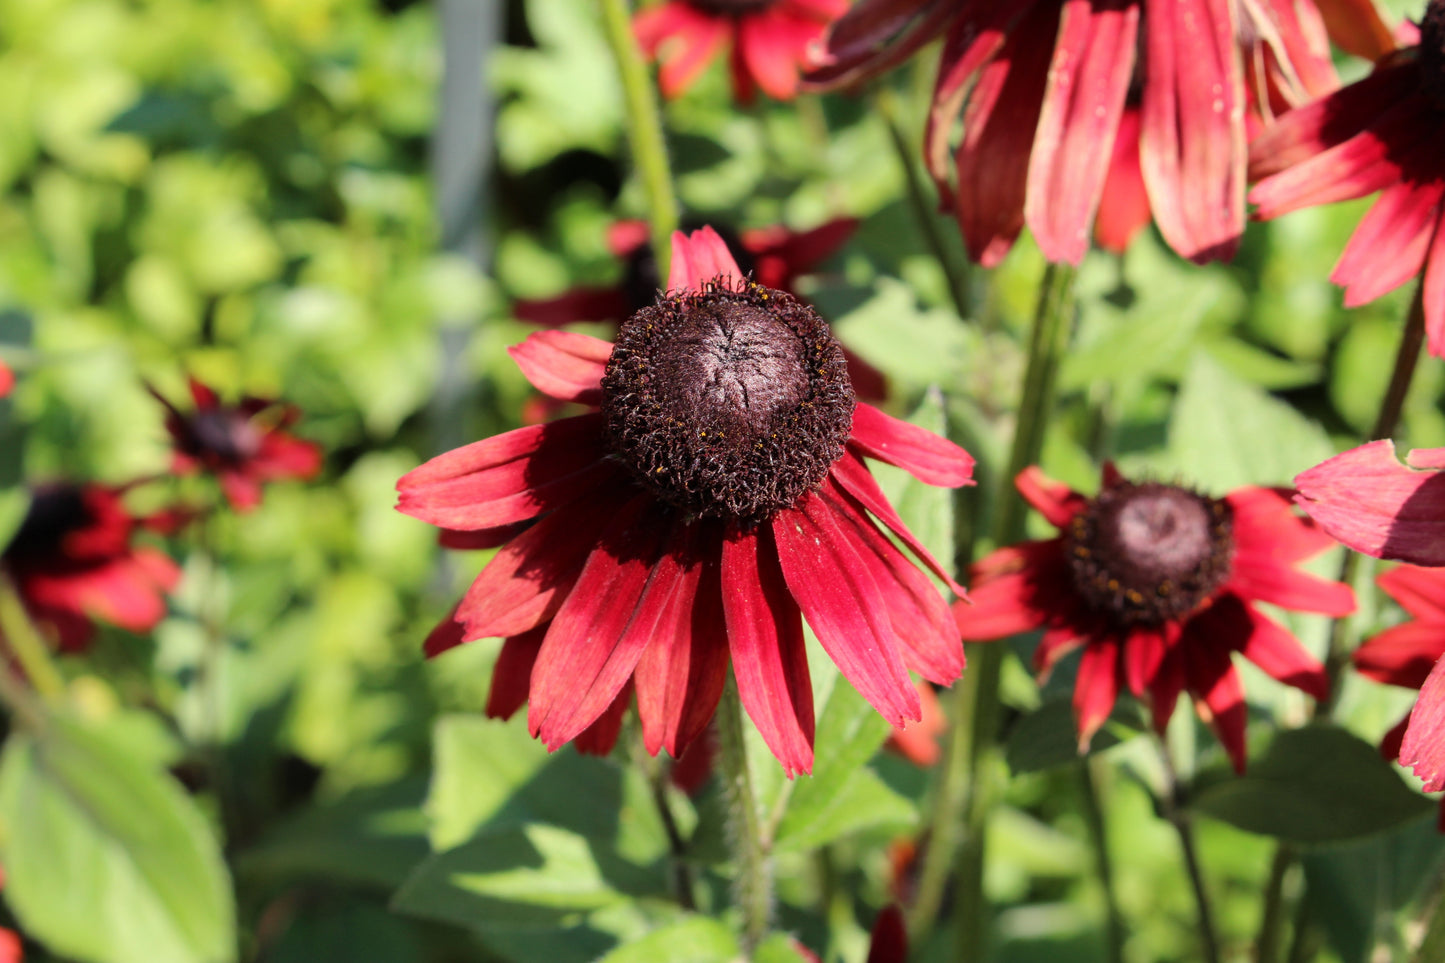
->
<box><xmin>1160</xmin><ymin>738</ymin><xmax>1221</xmax><ymax>963</ymax></box>
<box><xmin>0</xmin><ymin>574</ymin><xmax>65</xmax><ymax>702</ymax></box>
<box><xmin>717</xmin><ymin>673</ymin><xmax>773</xmax><ymax>953</ymax></box>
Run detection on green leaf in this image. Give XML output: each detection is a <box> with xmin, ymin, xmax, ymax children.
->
<box><xmin>1191</xmin><ymin>725</ymin><xmax>1432</xmax><ymax>845</ymax></box>
<box><xmin>0</xmin><ymin>486</ymin><xmax>29</xmax><ymax>552</ymax></box>
<box><xmin>595</xmin><ymin>916</ymin><xmax>739</xmax><ymax>963</ymax></box>
<box><xmin>754</xmin><ymin>932</ymin><xmax>817</xmax><ymax>963</ymax></box>
<box><xmin>1004</xmin><ymin>698</ymin><xmax>1132</xmax><ymax>774</ymax></box>
<box><xmin>0</xmin><ymin>714</ymin><xmax>236</xmax><ymax>963</ymax></box>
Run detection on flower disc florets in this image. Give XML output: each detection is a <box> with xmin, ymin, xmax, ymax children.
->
<box><xmin>1421</xmin><ymin>0</ymin><xmax>1445</xmax><ymax>109</ymax></box>
<box><xmin>1065</xmin><ymin>481</ymin><xmax>1235</xmax><ymax>625</ymax></box>
<box><xmin>602</xmin><ymin>278</ymin><xmax>855</xmax><ymax>524</ymax></box>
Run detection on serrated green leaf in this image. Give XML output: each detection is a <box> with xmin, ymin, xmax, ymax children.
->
<box><xmin>0</xmin><ymin>714</ymin><xmax>236</xmax><ymax>963</ymax></box>
<box><xmin>1191</xmin><ymin>725</ymin><xmax>1432</xmax><ymax>845</ymax></box>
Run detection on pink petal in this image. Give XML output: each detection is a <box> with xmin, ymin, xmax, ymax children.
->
<box><xmin>1294</xmin><ymin>440</ymin><xmax>1445</xmax><ymax>565</ymax></box>
<box><xmin>1400</xmin><ymin>654</ymin><xmax>1445</xmax><ymax>791</ymax></box>
<box><xmin>773</xmin><ymin>492</ymin><xmax>921</xmax><ymax>727</ymax></box>
<box><xmin>667</xmin><ymin>226</ymin><xmax>747</xmax><ymax>293</ymax></box>
<box><xmin>1015</xmin><ymin>466</ymin><xmax>1086</xmax><ymax>529</ymax></box>
<box><xmin>722</xmin><ymin>525</ymin><xmax>815</xmax><ymax>776</ymax></box>
<box><xmin>636</xmin><ymin>4</ymin><xmax>732</xmax><ymax>99</ymax></box>
<box><xmin>1353</xmin><ymin>620</ymin><xmax>1445</xmax><ymax>689</ymax></box>
<box><xmin>396</xmin><ymin>414</ymin><xmax>616</xmax><ymax>530</ymax></box>
<box><xmin>849</xmin><ymin>403</ymin><xmax>976</xmax><ymax>487</ymax></box>
<box><xmin>1228</xmin><ymin>596</ymin><xmax>1329</xmax><ymax>700</ymax></box>
<box><xmin>1378</xmin><ymin>564</ymin><xmax>1445</xmax><ymax>621</ymax></box>
<box><xmin>506</xmin><ymin>331</ymin><xmax>612</xmax><ymax>405</ymax></box>
<box><xmin>485</xmin><ymin>627</ymin><xmax>547</xmax><ymax>718</ymax></box>
<box><xmin>805</xmin><ymin>0</ymin><xmax>956</xmax><ymax>90</ymax></box>
<box><xmin>1423</xmin><ymin>206</ymin><xmax>1445</xmax><ymax>359</ymax></box>
<box><xmin>1094</xmin><ymin>105</ymin><xmax>1151</xmax><ymax>254</ymax></box>
<box><xmin>1024</xmin><ymin>0</ymin><xmax>1140</xmax><ymax>265</ymax></box>
<box><xmin>1332</xmin><ymin>177</ymin><xmax>1444</xmax><ymax>308</ymax></box>
<box><xmin>1074</xmin><ymin>635</ymin><xmax>1121</xmax><ymax>751</ymax></box>
<box><xmin>528</xmin><ymin>499</ymin><xmax>672</xmax><ymax>749</ymax></box>
<box><xmin>737</xmin><ymin>12</ymin><xmax>818</xmax><ymax>100</ymax></box>
<box><xmin>1226</xmin><ymin>486</ymin><xmax>1336</xmax><ymax>565</ymax></box>
<box><xmin>1225</xmin><ymin>555</ymin><xmax>1356</xmax><ymax>616</ymax></box>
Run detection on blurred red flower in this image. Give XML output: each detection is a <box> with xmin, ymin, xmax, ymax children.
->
<box><xmin>148</xmin><ymin>377</ymin><xmax>322</xmax><ymax>512</ymax></box>
<box><xmin>0</xmin><ymin>361</ymin><xmax>12</xmax><ymax>399</ymax></box>
<box><xmin>1294</xmin><ymin>440</ymin><xmax>1445</xmax><ymax>566</ymax></box>
<box><xmin>810</xmin><ymin>0</ymin><xmax>1363</xmax><ymax>266</ymax></box>
<box><xmin>3</xmin><ymin>483</ymin><xmax>180</xmax><ymax>653</ymax></box>
<box><xmin>399</xmin><ymin>227</ymin><xmax>973</xmax><ymax>774</ymax></box>
<box><xmin>954</xmin><ymin>466</ymin><xmax>1354</xmax><ymax>771</ymax></box>
<box><xmin>1249</xmin><ymin>2</ymin><xmax>1445</xmax><ymax>355</ymax></box>
<box><xmin>635</xmin><ymin>0</ymin><xmax>848</xmax><ymax>101</ymax></box>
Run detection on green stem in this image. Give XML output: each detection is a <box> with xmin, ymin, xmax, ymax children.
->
<box><xmin>1411</xmin><ymin>870</ymin><xmax>1445</xmax><ymax>963</ymax></box>
<box><xmin>1160</xmin><ymin>739</ymin><xmax>1221</xmax><ymax>963</ymax></box>
<box><xmin>717</xmin><ymin>674</ymin><xmax>772</xmax><ymax>952</ymax></box>
<box><xmin>0</xmin><ymin>575</ymin><xmax>65</xmax><ymax>702</ymax></box>
<box><xmin>1080</xmin><ymin>757</ymin><xmax>1125</xmax><ymax>963</ymax></box>
<box><xmin>634</xmin><ymin>738</ymin><xmax>697</xmax><ymax>911</ymax></box>
<box><xmin>597</xmin><ymin>0</ymin><xmax>678</xmax><ymax>279</ymax></box>
<box><xmin>1255</xmin><ymin>843</ymin><xmax>1297</xmax><ymax>963</ymax></box>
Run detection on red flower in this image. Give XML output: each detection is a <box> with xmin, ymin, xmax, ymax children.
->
<box><xmin>1249</xmin><ymin>2</ymin><xmax>1445</xmax><ymax>356</ymax></box>
<box><xmin>810</xmin><ymin>0</ymin><xmax>1351</xmax><ymax>266</ymax></box>
<box><xmin>635</xmin><ymin>0</ymin><xmax>848</xmax><ymax>101</ymax></box>
<box><xmin>2</xmin><ymin>483</ymin><xmax>180</xmax><ymax>653</ymax></box>
<box><xmin>1293</xmin><ymin>440</ymin><xmax>1445</xmax><ymax>566</ymax></box>
<box><xmin>954</xmin><ymin>466</ymin><xmax>1354</xmax><ymax>771</ymax></box>
<box><xmin>399</xmin><ymin>227</ymin><xmax>973</xmax><ymax>775</ymax></box>
<box><xmin>149</xmin><ymin>377</ymin><xmax>322</xmax><ymax>512</ymax></box>
<box><xmin>0</xmin><ymin>360</ymin><xmax>12</xmax><ymax>399</ymax></box>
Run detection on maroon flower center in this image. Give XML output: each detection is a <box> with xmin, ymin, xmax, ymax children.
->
<box><xmin>4</xmin><ymin>485</ymin><xmax>92</xmax><ymax>564</ymax></box>
<box><xmin>184</xmin><ymin>410</ymin><xmax>263</xmax><ymax>465</ymax></box>
<box><xmin>1064</xmin><ymin>481</ymin><xmax>1234</xmax><ymax>626</ymax></box>
<box><xmin>686</xmin><ymin>0</ymin><xmax>776</xmax><ymax>16</ymax></box>
<box><xmin>602</xmin><ymin>280</ymin><xmax>854</xmax><ymax>523</ymax></box>
<box><xmin>1421</xmin><ymin>0</ymin><xmax>1445</xmax><ymax>109</ymax></box>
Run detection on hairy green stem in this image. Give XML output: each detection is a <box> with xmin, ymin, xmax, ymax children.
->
<box><xmin>1160</xmin><ymin>739</ymin><xmax>1221</xmax><ymax>963</ymax></box>
<box><xmin>0</xmin><ymin>574</ymin><xmax>65</xmax><ymax>702</ymax></box>
<box><xmin>597</xmin><ymin>0</ymin><xmax>678</xmax><ymax>278</ymax></box>
<box><xmin>1080</xmin><ymin>757</ymin><xmax>1125</xmax><ymax>963</ymax></box>
<box><xmin>717</xmin><ymin>674</ymin><xmax>772</xmax><ymax>952</ymax></box>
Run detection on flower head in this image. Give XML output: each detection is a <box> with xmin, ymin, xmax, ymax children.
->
<box><xmin>1294</xmin><ymin>440</ymin><xmax>1445</xmax><ymax>566</ymax></box>
<box><xmin>1249</xmin><ymin>0</ymin><xmax>1445</xmax><ymax>356</ymax></box>
<box><xmin>0</xmin><ymin>360</ymin><xmax>12</xmax><ymax>399</ymax></box>
<box><xmin>635</xmin><ymin>0</ymin><xmax>848</xmax><ymax>101</ymax></box>
<box><xmin>149</xmin><ymin>377</ymin><xmax>322</xmax><ymax>512</ymax></box>
<box><xmin>809</xmin><ymin>0</ymin><xmax>1356</xmax><ymax>266</ymax></box>
<box><xmin>954</xmin><ymin>466</ymin><xmax>1354</xmax><ymax>770</ymax></box>
<box><xmin>399</xmin><ymin>227</ymin><xmax>973</xmax><ymax>775</ymax></box>
<box><xmin>3</xmin><ymin>483</ymin><xmax>180</xmax><ymax>653</ymax></box>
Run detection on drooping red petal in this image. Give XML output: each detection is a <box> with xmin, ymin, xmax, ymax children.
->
<box><xmin>438</xmin><ymin>523</ymin><xmax>531</xmax><ymax>551</ymax></box>
<box><xmin>1225</xmin><ymin>555</ymin><xmax>1355</xmax><ymax>616</ymax></box>
<box><xmin>1139</xmin><ymin>0</ymin><xmax>1244</xmax><ymax>263</ymax></box>
<box><xmin>1094</xmin><ymin>105</ymin><xmax>1151</xmax><ymax>254</ymax></box>
<box><xmin>1227</xmin><ymin>595</ymin><xmax>1329</xmax><ymax>700</ymax></box>
<box><xmin>1381</xmin><ymin>712</ymin><xmax>1410</xmax><ymax>762</ymax></box>
<box><xmin>1400</xmin><ymin>655</ymin><xmax>1445</xmax><ymax>791</ymax></box>
<box><xmin>849</xmin><ymin>403</ymin><xmax>975</xmax><ymax>487</ymax></box>
<box><xmin>1074</xmin><ymin>635</ymin><xmax>1121</xmax><ymax>751</ymax></box>
<box><xmin>423</xmin><ymin>604</ymin><xmax>468</xmax><ymax>659</ymax></box>
<box><xmin>721</xmin><ymin>525</ymin><xmax>815</xmax><ymax>777</ymax></box>
<box><xmin>804</xmin><ymin>0</ymin><xmax>955</xmax><ymax>90</ymax></box>
<box><xmin>485</xmin><ymin>627</ymin><xmax>547</xmax><ymax>718</ymax></box>
<box><xmin>1015</xmin><ymin>466</ymin><xmax>1087</xmax><ymax>529</ymax></box>
<box><xmin>668</xmin><ymin>226</ymin><xmax>746</xmax><ymax>292</ymax></box>
<box><xmin>506</xmin><ymin>330</ymin><xmax>612</xmax><ymax>406</ymax></box>
<box><xmin>773</xmin><ymin>492</ymin><xmax>921</xmax><ymax>727</ymax></box>
<box><xmin>1183</xmin><ymin>632</ymin><xmax>1249</xmax><ymax>773</ymax></box>
<box><xmin>513</xmin><ymin>286</ymin><xmax>632</xmax><ymax>326</ymax></box>
<box><xmin>865</xmin><ymin>905</ymin><xmax>909</xmax><ymax>963</ymax></box>
<box><xmin>1035</xmin><ymin>624</ymin><xmax>1089</xmax><ymax>679</ymax></box>
<box><xmin>1294</xmin><ymin>440</ymin><xmax>1445</xmax><ymax>565</ymax></box>
<box><xmin>737</xmin><ymin>11</ymin><xmax>820</xmax><ymax>100</ymax></box>
<box><xmin>1353</xmin><ymin>620</ymin><xmax>1445</xmax><ymax>689</ymax></box>
<box><xmin>573</xmin><ymin>682</ymin><xmax>633</xmax><ymax>756</ymax></box>
<box><xmin>1147</xmin><ymin>646</ymin><xmax>1187</xmax><ymax>735</ymax></box>
<box><xmin>1024</xmin><ymin>0</ymin><xmax>1139</xmax><ymax>265</ymax></box>
<box><xmin>396</xmin><ymin>414</ymin><xmax>616</xmax><ymax>530</ymax></box>
<box><xmin>741</xmin><ymin>218</ymin><xmax>859</xmax><ymax>290</ymax></box>
<box><xmin>1422</xmin><ymin>207</ymin><xmax>1445</xmax><ymax>359</ymax></box>
<box><xmin>1226</xmin><ymin>486</ymin><xmax>1336</xmax><ymax>565</ymax></box>
<box><xmin>1123</xmin><ymin>623</ymin><xmax>1169</xmax><ymax>697</ymax></box>
<box><xmin>1332</xmin><ymin>177</ymin><xmax>1444</xmax><ymax>308</ymax></box>
<box><xmin>1378</xmin><ymin>564</ymin><xmax>1445</xmax><ymax>622</ymax></box>
<box><xmin>528</xmin><ymin>497</ymin><xmax>671</xmax><ymax>750</ymax></box>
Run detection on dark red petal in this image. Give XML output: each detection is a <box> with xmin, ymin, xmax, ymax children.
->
<box><xmin>506</xmin><ymin>331</ymin><xmax>612</xmax><ymax>406</ymax></box>
<box><xmin>1094</xmin><ymin>105</ymin><xmax>1151</xmax><ymax>254</ymax></box>
<box><xmin>955</xmin><ymin>540</ymin><xmax>1070</xmax><ymax>640</ymax></box>
<box><xmin>1074</xmin><ymin>635</ymin><xmax>1121</xmax><ymax>751</ymax></box>
<box><xmin>668</xmin><ymin>226</ymin><xmax>746</xmax><ymax>292</ymax></box>
<box><xmin>1036</xmin><ymin>625</ymin><xmax>1088</xmax><ymax>679</ymax></box>
<box><xmin>722</xmin><ymin>525</ymin><xmax>815</xmax><ymax>777</ymax></box>
<box><xmin>1225</xmin><ymin>555</ymin><xmax>1355</xmax><ymax>616</ymax></box>
<box><xmin>1183</xmin><ymin>630</ymin><xmax>1249</xmax><ymax>773</ymax></box>
<box><xmin>423</xmin><ymin>604</ymin><xmax>468</xmax><ymax>658</ymax></box>
<box><xmin>1226</xmin><ymin>486</ymin><xmax>1335</xmax><ymax>564</ymax></box>
<box><xmin>1124</xmin><ymin>624</ymin><xmax>1168</xmax><ymax>697</ymax></box>
<box><xmin>1332</xmin><ymin>177</ymin><xmax>1444</xmax><ymax>308</ymax></box>
<box><xmin>1139</xmin><ymin>0</ymin><xmax>1244</xmax><ymax>262</ymax></box>
<box><xmin>1294</xmin><ymin>440</ymin><xmax>1445</xmax><ymax>565</ymax></box>
<box><xmin>1378</xmin><ymin>564</ymin><xmax>1445</xmax><ymax>622</ymax></box>
<box><xmin>1400</xmin><ymin>655</ymin><xmax>1445</xmax><ymax>791</ymax></box>
<box><xmin>485</xmin><ymin>627</ymin><xmax>547</xmax><ymax>718</ymax></box>
<box><xmin>774</xmin><ymin>494</ymin><xmax>920</xmax><ymax>727</ymax></box>
<box><xmin>438</xmin><ymin>522</ymin><xmax>531</xmax><ymax>551</ymax></box>
<box><xmin>573</xmin><ymin>682</ymin><xmax>633</xmax><ymax>756</ymax></box>
<box><xmin>849</xmin><ymin>403</ymin><xmax>975</xmax><ymax>487</ymax></box>
<box><xmin>396</xmin><ymin>414</ymin><xmax>615</xmax><ymax>530</ymax></box>
<box><xmin>1024</xmin><ymin>0</ymin><xmax>1139</xmax><ymax>265</ymax></box>
<box><xmin>1353</xmin><ymin>621</ymin><xmax>1445</xmax><ymax>689</ymax></box>
<box><xmin>187</xmin><ymin>376</ymin><xmax>220</xmax><ymax>408</ymax></box>
<box><xmin>1381</xmin><ymin>712</ymin><xmax>1410</xmax><ymax>762</ymax></box>
<box><xmin>805</xmin><ymin>0</ymin><xmax>955</xmax><ymax>90</ymax></box>
<box><xmin>866</xmin><ymin>905</ymin><xmax>908</xmax><ymax>963</ymax></box>
<box><xmin>740</xmin><ymin>218</ymin><xmax>858</xmax><ymax>287</ymax></box>
<box><xmin>1015</xmin><ymin>466</ymin><xmax>1086</xmax><ymax>529</ymax></box>
<box><xmin>1229</xmin><ymin>596</ymin><xmax>1329</xmax><ymax>700</ymax></box>
<box><xmin>527</xmin><ymin>498</ymin><xmax>671</xmax><ymax>749</ymax></box>
<box><xmin>1423</xmin><ymin>207</ymin><xmax>1445</xmax><ymax>359</ymax></box>
<box><xmin>1147</xmin><ymin>647</ymin><xmax>1186</xmax><ymax>735</ymax></box>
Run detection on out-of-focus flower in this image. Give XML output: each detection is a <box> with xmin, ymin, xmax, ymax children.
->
<box><xmin>1294</xmin><ymin>440</ymin><xmax>1445</xmax><ymax>566</ymax></box>
<box><xmin>954</xmin><ymin>466</ymin><xmax>1354</xmax><ymax>771</ymax></box>
<box><xmin>635</xmin><ymin>0</ymin><xmax>848</xmax><ymax>101</ymax></box>
<box><xmin>148</xmin><ymin>377</ymin><xmax>322</xmax><ymax>512</ymax></box>
<box><xmin>399</xmin><ymin>227</ymin><xmax>973</xmax><ymax>775</ymax></box>
<box><xmin>2</xmin><ymin>483</ymin><xmax>180</xmax><ymax>653</ymax></box>
<box><xmin>809</xmin><ymin>0</ymin><xmax>1364</xmax><ymax>266</ymax></box>
<box><xmin>514</xmin><ymin>218</ymin><xmax>886</xmax><ymax>404</ymax></box>
<box><xmin>792</xmin><ymin>905</ymin><xmax>907</xmax><ymax>963</ymax></box>
<box><xmin>886</xmin><ymin>677</ymin><xmax>944</xmax><ymax>766</ymax></box>
<box><xmin>1250</xmin><ymin>1</ymin><xmax>1445</xmax><ymax>356</ymax></box>
<box><xmin>0</xmin><ymin>361</ymin><xmax>13</xmax><ymax>399</ymax></box>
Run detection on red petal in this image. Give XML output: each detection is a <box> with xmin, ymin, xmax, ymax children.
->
<box><xmin>513</xmin><ymin>286</ymin><xmax>631</xmax><ymax>326</ymax></box>
<box><xmin>955</xmin><ymin>540</ymin><xmax>1069</xmax><ymax>640</ymax></box>
<box><xmin>1423</xmin><ymin>206</ymin><xmax>1445</xmax><ymax>359</ymax></box>
<box><xmin>573</xmin><ymin>682</ymin><xmax>632</xmax><ymax>756</ymax></box>
<box><xmin>187</xmin><ymin>376</ymin><xmax>220</xmax><ymax>408</ymax></box>
<box><xmin>1074</xmin><ymin>635</ymin><xmax>1121</xmax><ymax>751</ymax></box>
<box><xmin>396</xmin><ymin>414</ymin><xmax>615</xmax><ymax>530</ymax></box>
<box><xmin>1353</xmin><ymin>621</ymin><xmax>1445</xmax><ymax>689</ymax></box>
<box><xmin>438</xmin><ymin>523</ymin><xmax>531</xmax><ymax>551</ymax></box>
<box><xmin>1229</xmin><ymin>596</ymin><xmax>1329</xmax><ymax>700</ymax></box>
<box><xmin>773</xmin><ymin>493</ymin><xmax>921</xmax><ymax>727</ymax></box>
<box><xmin>1024</xmin><ymin>0</ymin><xmax>1139</xmax><ymax>265</ymax></box>
<box><xmin>423</xmin><ymin>605</ymin><xmax>468</xmax><ymax>658</ymax></box>
<box><xmin>1381</xmin><ymin>712</ymin><xmax>1410</xmax><ymax>762</ymax></box>
<box><xmin>1094</xmin><ymin>105</ymin><xmax>1151</xmax><ymax>254</ymax></box>
<box><xmin>636</xmin><ymin>3</ymin><xmax>731</xmax><ymax>98</ymax></box>
<box><xmin>1035</xmin><ymin>625</ymin><xmax>1088</xmax><ymax>679</ymax></box>
<box><xmin>806</xmin><ymin>0</ymin><xmax>955</xmax><ymax>90</ymax></box>
<box><xmin>1294</xmin><ymin>440</ymin><xmax>1445</xmax><ymax>565</ymax></box>
<box><xmin>1015</xmin><ymin>466</ymin><xmax>1086</xmax><ymax>529</ymax></box>
<box><xmin>722</xmin><ymin>525</ymin><xmax>815</xmax><ymax>776</ymax></box>
<box><xmin>506</xmin><ymin>331</ymin><xmax>612</xmax><ymax>405</ymax></box>
<box><xmin>866</xmin><ymin>905</ymin><xmax>908</xmax><ymax>963</ymax></box>
<box><xmin>740</xmin><ymin>218</ymin><xmax>858</xmax><ymax>289</ymax></box>
<box><xmin>1225</xmin><ymin>556</ymin><xmax>1355</xmax><ymax>616</ymax></box>
<box><xmin>485</xmin><ymin>628</ymin><xmax>546</xmax><ymax>718</ymax></box>
<box><xmin>849</xmin><ymin>403</ymin><xmax>975</xmax><ymax>487</ymax></box>
<box><xmin>528</xmin><ymin>499</ymin><xmax>671</xmax><ymax>749</ymax></box>
<box><xmin>1147</xmin><ymin>646</ymin><xmax>1187</xmax><ymax>734</ymax></box>
<box><xmin>737</xmin><ymin>12</ymin><xmax>818</xmax><ymax>100</ymax></box>
<box><xmin>1226</xmin><ymin>486</ymin><xmax>1335</xmax><ymax>564</ymax></box>
<box><xmin>1183</xmin><ymin>633</ymin><xmax>1249</xmax><ymax>772</ymax></box>
<box><xmin>1123</xmin><ymin>623</ymin><xmax>1169</xmax><ymax>696</ymax></box>
<box><xmin>1400</xmin><ymin>655</ymin><xmax>1445</xmax><ymax>791</ymax></box>
<box><xmin>668</xmin><ymin>226</ymin><xmax>746</xmax><ymax>292</ymax></box>
<box><xmin>1332</xmin><ymin>177</ymin><xmax>1444</xmax><ymax>308</ymax></box>
<box><xmin>1378</xmin><ymin>564</ymin><xmax>1445</xmax><ymax>621</ymax></box>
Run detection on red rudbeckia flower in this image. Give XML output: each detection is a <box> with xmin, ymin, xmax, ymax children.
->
<box><xmin>399</xmin><ymin>227</ymin><xmax>974</xmax><ymax>775</ymax></box>
<box><xmin>148</xmin><ymin>377</ymin><xmax>322</xmax><ymax>512</ymax></box>
<box><xmin>809</xmin><ymin>0</ymin><xmax>1358</xmax><ymax>266</ymax></box>
<box><xmin>0</xmin><ymin>360</ymin><xmax>12</xmax><ymax>399</ymax></box>
<box><xmin>1249</xmin><ymin>1</ymin><xmax>1445</xmax><ymax>356</ymax></box>
<box><xmin>635</xmin><ymin>0</ymin><xmax>849</xmax><ymax>101</ymax></box>
<box><xmin>3</xmin><ymin>483</ymin><xmax>180</xmax><ymax>653</ymax></box>
<box><xmin>953</xmin><ymin>465</ymin><xmax>1354</xmax><ymax>771</ymax></box>
<box><xmin>1293</xmin><ymin>440</ymin><xmax>1445</xmax><ymax>566</ymax></box>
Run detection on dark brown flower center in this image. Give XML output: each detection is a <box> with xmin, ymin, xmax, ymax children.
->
<box><xmin>1422</xmin><ymin>0</ymin><xmax>1445</xmax><ymax>109</ymax></box>
<box><xmin>185</xmin><ymin>409</ymin><xmax>263</xmax><ymax>465</ymax></box>
<box><xmin>4</xmin><ymin>485</ymin><xmax>92</xmax><ymax>563</ymax></box>
<box><xmin>1064</xmin><ymin>481</ymin><xmax>1234</xmax><ymax>626</ymax></box>
<box><xmin>686</xmin><ymin>0</ymin><xmax>775</xmax><ymax>15</ymax></box>
<box><xmin>602</xmin><ymin>279</ymin><xmax>854</xmax><ymax>523</ymax></box>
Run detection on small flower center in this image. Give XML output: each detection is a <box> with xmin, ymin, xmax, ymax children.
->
<box><xmin>1421</xmin><ymin>0</ymin><xmax>1445</xmax><ymax>109</ymax></box>
<box><xmin>4</xmin><ymin>485</ymin><xmax>92</xmax><ymax>563</ymax></box>
<box><xmin>1064</xmin><ymin>481</ymin><xmax>1234</xmax><ymax>625</ymax></box>
<box><xmin>186</xmin><ymin>410</ymin><xmax>263</xmax><ymax>465</ymax></box>
<box><xmin>602</xmin><ymin>280</ymin><xmax>855</xmax><ymax>523</ymax></box>
<box><xmin>685</xmin><ymin>0</ymin><xmax>775</xmax><ymax>15</ymax></box>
